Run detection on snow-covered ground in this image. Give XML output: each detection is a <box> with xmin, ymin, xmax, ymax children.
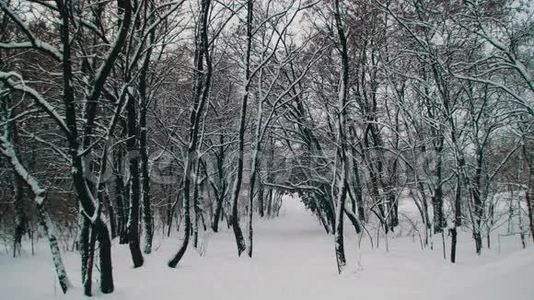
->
<box><xmin>1</xmin><ymin>197</ymin><xmax>533</xmax><ymax>300</ymax></box>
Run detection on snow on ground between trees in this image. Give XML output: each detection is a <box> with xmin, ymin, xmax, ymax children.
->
<box><xmin>1</xmin><ymin>197</ymin><xmax>532</xmax><ymax>300</ymax></box>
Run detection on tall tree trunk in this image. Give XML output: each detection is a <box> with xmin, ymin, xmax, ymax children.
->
<box><xmin>212</xmin><ymin>192</ymin><xmax>224</xmax><ymax>232</ymax></box>
<box><xmin>193</xmin><ymin>160</ymin><xmax>202</xmax><ymax>248</ymax></box>
<box><xmin>247</xmin><ymin>80</ymin><xmax>263</xmax><ymax>257</ymax></box>
<box><xmin>114</xmin><ymin>138</ymin><xmax>128</xmax><ymax>242</ymax></box>
<box><xmin>103</xmin><ymin>189</ymin><xmax>117</xmax><ymax>240</ymax></box>
<box><xmin>333</xmin><ymin>0</ymin><xmax>349</xmax><ymax>274</ymax></box>
<box><xmin>140</xmin><ymin>79</ymin><xmax>153</xmax><ymax>255</ymax></box>
<box><xmin>350</xmin><ymin>144</ymin><xmax>365</xmax><ymax>221</ymax></box>
<box><xmin>266</xmin><ymin>188</ymin><xmax>273</xmax><ymax>217</ymax></box>
<box><xmin>451</xmin><ymin>174</ymin><xmax>462</xmax><ymax>263</ymax></box>
<box><xmin>139</xmin><ymin>13</ymin><xmax>155</xmax><ymax>254</ymax></box>
<box><xmin>523</xmin><ymin>144</ymin><xmax>534</xmax><ymax>242</ymax></box>
<box><xmin>126</xmin><ymin>93</ymin><xmax>144</xmax><ymax>268</ymax></box>
<box><xmin>10</xmin><ymin>121</ymin><xmax>26</xmax><ymax>257</ymax></box>
<box><xmin>58</xmin><ymin>0</ymin><xmax>131</xmax><ymax>294</ymax></box>
<box><xmin>96</xmin><ymin>219</ymin><xmax>114</xmax><ymax>293</ymax></box>
<box><xmin>432</xmin><ymin>146</ymin><xmax>445</xmax><ymax>233</ymax></box>
<box><xmin>12</xmin><ymin>172</ymin><xmax>26</xmax><ymax>257</ymax></box>
<box><xmin>258</xmin><ymin>182</ymin><xmax>265</xmax><ymax>217</ymax></box>
<box><xmin>229</xmin><ymin>0</ymin><xmax>253</xmax><ymax>256</ymax></box>
<box><xmin>168</xmin><ymin>0</ymin><xmax>212</xmax><ymax>268</ymax></box>
<box><xmin>471</xmin><ymin>149</ymin><xmax>484</xmax><ymax>255</ymax></box>
<box><xmin>247</xmin><ymin>161</ymin><xmax>257</xmax><ymax>257</ymax></box>
<box><xmin>79</xmin><ymin>213</ymin><xmax>90</xmax><ymax>295</ymax></box>
<box><xmin>84</xmin><ymin>224</ymin><xmax>97</xmax><ymax>296</ymax></box>
<box><xmin>211</xmin><ymin>135</ymin><xmax>226</xmax><ymax>232</ymax></box>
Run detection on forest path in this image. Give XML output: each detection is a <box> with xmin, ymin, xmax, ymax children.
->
<box><xmin>1</xmin><ymin>196</ymin><xmax>533</xmax><ymax>300</ymax></box>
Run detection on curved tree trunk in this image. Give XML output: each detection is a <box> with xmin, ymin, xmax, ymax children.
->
<box><xmin>168</xmin><ymin>0</ymin><xmax>213</xmax><ymax>268</ymax></box>
<box><xmin>0</xmin><ymin>133</ymin><xmax>71</xmax><ymax>294</ymax></box>
<box><xmin>229</xmin><ymin>0</ymin><xmax>254</xmax><ymax>257</ymax></box>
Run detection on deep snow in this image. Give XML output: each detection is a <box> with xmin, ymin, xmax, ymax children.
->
<box><xmin>1</xmin><ymin>197</ymin><xmax>533</xmax><ymax>300</ymax></box>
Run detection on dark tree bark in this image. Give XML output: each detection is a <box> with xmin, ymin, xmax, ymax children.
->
<box><xmin>432</xmin><ymin>143</ymin><xmax>446</xmax><ymax>233</ymax></box>
<box><xmin>258</xmin><ymin>182</ymin><xmax>265</xmax><ymax>217</ymax></box>
<box><xmin>116</xmin><ymin>138</ymin><xmax>130</xmax><ymax>244</ymax></box>
<box><xmin>193</xmin><ymin>160</ymin><xmax>202</xmax><ymax>248</ymax></box>
<box><xmin>79</xmin><ymin>213</ymin><xmax>90</xmax><ymax>294</ymax></box>
<box><xmin>10</xmin><ymin>120</ymin><xmax>26</xmax><ymax>257</ymax></box>
<box><xmin>12</xmin><ymin>171</ymin><xmax>26</xmax><ymax>257</ymax></box>
<box><xmin>96</xmin><ymin>219</ymin><xmax>114</xmax><ymax>293</ymax></box>
<box><xmin>344</xmin><ymin>205</ymin><xmax>362</xmax><ymax>234</ymax></box>
<box><xmin>523</xmin><ymin>144</ymin><xmax>534</xmax><ymax>242</ymax></box>
<box><xmin>140</xmin><ymin>102</ymin><xmax>153</xmax><ymax>255</ymax></box>
<box><xmin>139</xmin><ymin>6</ymin><xmax>155</xmax><ymax>255</ymax></box>
<box><xmin>168</xmin><ymin>0</ymin><xmax>212</xmax><ymax>268</ymax></box>
<box><xmin>333</xmin><ymin>0</ymin><xmax>350</xmax><ymax>274</ymax></box>
<box><xmin>348</xmin><ymin>130</ymin><xmax>365</xmax><ymax>222</ymax></box>
<box><xmin>471</xmin><ymin>149</ymin><xmax>484</xmax><ymax>255</ymax></box>
<box><xmin>451</xmin><ymin>174</ymin><xmax>462</xmax><ymax>263</ymax></box>
<box><xmin>211</xmin><ymin>134</ymin><xmax>227</xmax><ymax>232</ymax></box>
<box><xmin>229</xmin><ymin>0</ymin><xmax>253</xmax><ymax>257</ymax></box>
<box><xmin>84</xmin><ymin>224</ymin><xmax>97</xmax><ymax>296</ymax></box>
<box><xmin>126</xmin><ymin>92</ymin><xmax>144</xmax><ymax>268</ymax></box>
<box><xmin>58</xmin><ymin>0</ymin><xmax>132</xmax><ymax>293</ymax></box>
<box><xmin>103</xmin><ymin>190</ymin><xmax>117</xmax><ymax>241</ymax></box>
